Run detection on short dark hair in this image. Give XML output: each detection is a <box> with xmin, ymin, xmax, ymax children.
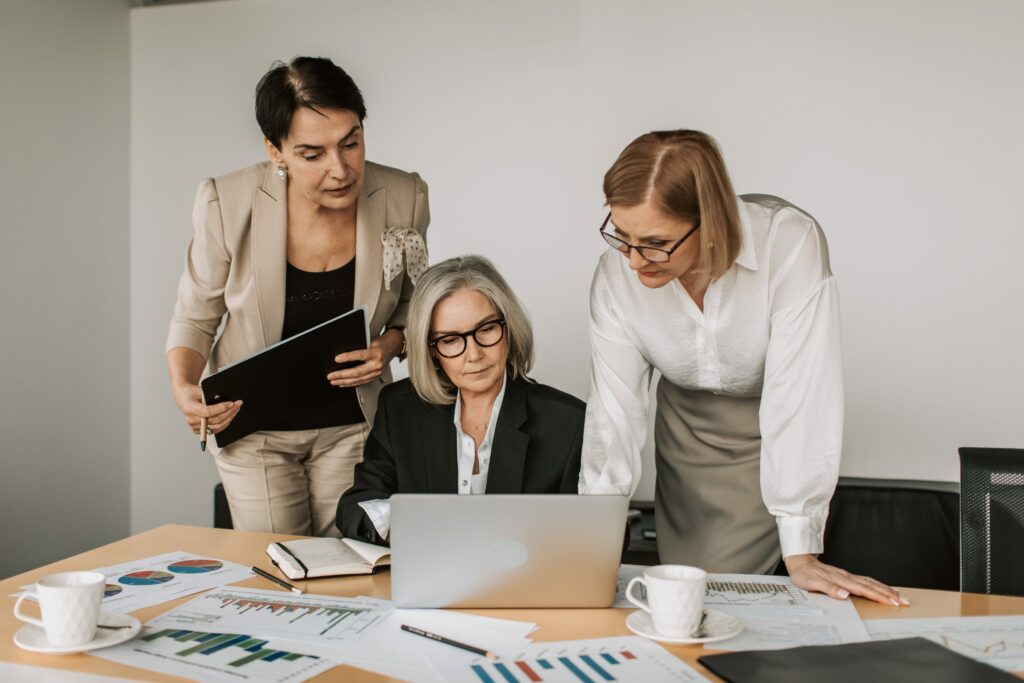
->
<box><xmin>255</xmin><ymin>56</ymin><xmax>367</xmax><ymax>149</ymax></box>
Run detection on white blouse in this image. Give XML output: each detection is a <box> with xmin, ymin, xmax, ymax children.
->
<box><xmin>579</xmin><ymin>195</ymin><xmax>843</xmax><ymax>558</ymax></box>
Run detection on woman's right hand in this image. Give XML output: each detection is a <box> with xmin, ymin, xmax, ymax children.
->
<box><xmin>172</xmin><ymin>382</ymin><xmax>242</xmax><ymax>435</ymax></box>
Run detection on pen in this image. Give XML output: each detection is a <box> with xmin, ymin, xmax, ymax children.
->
<box><xmin>199</xmin><ymin>394</ymin><xmax>208</xmax><ymax>452</ymax></box>
<box><xmin>400</xmin><ymin>624</ymin><xmax>498</xmax><ymax>659</ymax></box>
<box><xmin>252</xmin><ymin>566</ymin><xmax>303</xmax><ymax>594</ymax></box>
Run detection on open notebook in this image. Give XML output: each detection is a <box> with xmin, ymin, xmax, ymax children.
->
<box><xmin>266</xmin><ymin>538</ymin><xmax>391</xmax><ymax>579</ymax></box>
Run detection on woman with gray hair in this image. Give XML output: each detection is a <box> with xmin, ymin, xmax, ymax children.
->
<box><xmin>337</xmin><ymin>255</ymin><xmax>584</xmax><ymax>544</ymax></box>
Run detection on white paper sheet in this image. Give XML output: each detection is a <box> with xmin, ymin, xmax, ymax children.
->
<box><xmin>866</xmin><ymin>615</ymin><xmax>1024</xmax><ymax>672</ymax></box>
<box><xmin>0</xmin><ymin>661</ymin><xmax>146</xmax><ymax>682</ymax></box>
<box><xmin>429</xmin><ymin>636</ymin><xmax>710</xmax><ymax>682</ymax></box>
<box><xmin>146</xmin><ymin>586</ymin><xmax>393</xmax><ymax>650</ymax></box>
<box><xmin>90</xmin><ymin>625</ymin><xmax>338</xmax><ymax>683</ymax></box>
<box><xmin>343</xmin><ymin>608</ymin><xmax>538</xmax><ymax>683</ymax></box>
<box><xmin>706</xmin><ymin>574</ymin><xmax>868</xmax><ymax>651</ymax></box>
<box><xmin>17</xmin><ymin>552</ymin><xmax>253</xmax><ymax>614</ymax></box>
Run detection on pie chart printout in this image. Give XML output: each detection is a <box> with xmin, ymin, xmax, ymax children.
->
<box><xmin>104</xmin><ymin>584</ymin><xmax>123</xmax><ymax>598</ymax></box>
<box><xmin>167</xmin><ymin>559</ymin><xmax>224</xmax><ymax>574</ymax></box>
<box><xmin>119</xmin><ymin>570</ymin><xmax>175</xmax><ymax>586</ymax></box>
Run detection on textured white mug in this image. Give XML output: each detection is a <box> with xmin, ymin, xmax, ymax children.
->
<box><xmin>13</xmin><ymin>571</ymin><xmax>105</xmax><ymax>646</ymax></box>
<box><xmin>626</xmin><ymin>564</ymin><xmax>706</xmax><ymax>637</ymax></box>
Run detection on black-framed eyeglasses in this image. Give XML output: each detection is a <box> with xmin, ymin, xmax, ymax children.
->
<box><xmin>429</xmin><ymin>318</ymin><xmax>507</xmax><ymax>358</ymax></box>
<box><xmin>598</xmin><ymin>213</ymin><xmax>700</xmax><ymax>263</ymax></box>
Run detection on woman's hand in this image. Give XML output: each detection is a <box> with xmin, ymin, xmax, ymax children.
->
<box><xmin>328</xmin><ymin>329</ymin><xmax>404</xmax><ymax>388</ymax></box>
<box><xmin>172</xmin><ymin>382</ymin><xmax>242</xmax><ymax>435</ymax></box>
<box><xmin>784</xmin><ymin>554</ymin><xmax>910</xmax><ymax>606</ymax></box>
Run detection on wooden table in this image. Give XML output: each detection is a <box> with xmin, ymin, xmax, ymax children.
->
<box><xmin>2</xmin><ymin>524</ymin><xmax>1022</xmax><ymax>681</ymax></box>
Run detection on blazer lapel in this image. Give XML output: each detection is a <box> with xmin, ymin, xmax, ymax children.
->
<box><xmin>251</xmin><ymin>163</ymin><xmax>287</xmax><ymax>346</ymax></box>
<box><xmin>354</xmin><ymin>166</ymin><xmax>386</xmax><ymax>333</ymax></box>
<box><xmin>486</xmin><ymin>377</ymin><xmax>530</xmax><ymax>494</ymax></box>
<box><xmin>422</xmin><ymin>402</ymin><xmax>459</xmax><ymax>493</ymax></box>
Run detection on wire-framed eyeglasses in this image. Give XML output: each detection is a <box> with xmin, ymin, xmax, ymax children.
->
<box><xmin>598</xmin><ymin>212</ymin><xmax>700</xmax><ymax>263</ymax></box>
<box><xmin>429</xmin><ymin>318</ymin><xmax>507</xmax><ymax>358</ymax></box>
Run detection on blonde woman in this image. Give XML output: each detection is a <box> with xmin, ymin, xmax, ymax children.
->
<box><xmin>337</xmin><ymin>255</ymin><xmax>584</xmax><ymax>544</ymax></box>
<box><xmin>581</xmin><ymin>130</ymin><xmax>906</xmax><ymax>606</ymax></box>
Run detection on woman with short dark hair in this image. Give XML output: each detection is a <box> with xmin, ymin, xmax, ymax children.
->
<box><xmin>166</xmin><ymin>56</ymin><xmax>429</xmax><ymax>537</ymax></box>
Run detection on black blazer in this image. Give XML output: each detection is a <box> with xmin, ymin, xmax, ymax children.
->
<box><xmin>337</xmin><ymin>375</ymin><xmax>585</xmax><ymax>544</ymax></box>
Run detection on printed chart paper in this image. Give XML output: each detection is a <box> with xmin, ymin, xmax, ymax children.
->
<box><xmin>705</xmin><ymin>574</ymin><xmax>868</xmax><ymax>651</ymax></box>
<box><xmin>867</xmin><ymin>615</ymin><xmax>1024</xmax><ymax>672</ymax></box>
<box><xmin>91</xmin><ymin>626</ymin><xmax>336</xmax><ymax>683</ymax></box>
<box><xmin>147</xmin><ymin>587</ymin><xmax>392</xmax><ymax>651</ymax></box>
<box><xmin>20</xmin><ymin>552</ymin><xmax>252</xmax><ymax>613</ymax></box>
<box><xmin>429</xmin><ymin>636</ymin><xmax>709</xmax><ymax>682</ymax></box>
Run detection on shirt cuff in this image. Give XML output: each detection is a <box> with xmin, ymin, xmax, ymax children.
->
<box><xmin>776</xmin><ymin>514</ymin><xmax>826</xmax><ymax>558</ymax></box>
<box><xmin>357</xmin><ymin>499</ymin><xmax>391</xmax><ymax>540</ymax></box>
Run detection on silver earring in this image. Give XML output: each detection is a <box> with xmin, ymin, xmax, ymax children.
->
<box><xmin>275</xmin><ymin>166</ymin><xmax>287</xmax><ymax>179</ymax></box>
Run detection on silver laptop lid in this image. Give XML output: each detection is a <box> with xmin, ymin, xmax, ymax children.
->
<box><xmin>389</xmin><ymin>494</ymin><xmax>628</xmax><ymax>608</ymax></box>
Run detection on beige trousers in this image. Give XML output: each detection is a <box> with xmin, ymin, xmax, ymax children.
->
<box><xmin>654</xmin><ymin>377</ymin><xmax>781</xmax><ymax>574</ymax></box>
<box><xmin>213</xmin><ymin>423</ymin><xmax>368</xmax><ymax>537</ymax></box>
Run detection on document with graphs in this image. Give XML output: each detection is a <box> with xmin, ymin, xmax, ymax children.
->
<box><xmin>866</xmin><ymin>615</ymin><xmax>1024</xmax><ymax>672</ymax></box>
<box><xmin>616</xmin><ymin>568</ymin><xmax>869</xmax><ymax>651</ymax></box>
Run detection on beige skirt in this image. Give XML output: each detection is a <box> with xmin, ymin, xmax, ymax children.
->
<box><xmin>653</xmin><ymin>377</ymin><xmax>780</xmax><ymax>574</ymax></box>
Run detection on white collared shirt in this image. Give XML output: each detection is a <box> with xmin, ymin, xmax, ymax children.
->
<box><xmin>358</xmin><ymin>375</ymin><xmax>508</xmax><ymax>539</ymax></box>
<box><xmin>579</xmin><ymin>195</ymin><xmax>843</xmax><ymax>558</ymax></box>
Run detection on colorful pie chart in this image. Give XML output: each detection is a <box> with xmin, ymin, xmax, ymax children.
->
<box><xmin>118</xmin><ymin>570</ymin><xmax>174</xmax><ymax>586</ymax></box>
<box><xmin>104</xmin><ymin>584</ymin><xmax>123</xmax><ymax>598</ymax></box>
<box><xmin>167</xmin><ymin>559</ymin><xmax>223</xmax><ymax>574</ymax></box>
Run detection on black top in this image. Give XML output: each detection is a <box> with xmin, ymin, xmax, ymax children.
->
<box><xmin>336</xmin><ymin>375</ymin><xmax>586</xmax><ymax>544</ymax></box>
<box><xmin>275</xmin><ymin>260</ymin><xmax>363</xmax><ymax>430</ymax></box>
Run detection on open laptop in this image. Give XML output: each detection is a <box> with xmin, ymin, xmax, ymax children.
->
<box><xmin>389</xmin><ymin>494</ymin><xmax>628</xmax><ymax>608</ymax></box>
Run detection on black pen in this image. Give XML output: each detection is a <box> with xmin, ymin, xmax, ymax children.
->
<box><xmin>401</xmin><ymin>624</ymin><xmax>498</xmax><ymax>659</ymax></box>
<box><xmin>252</xmin><ymin>566</ymin><xmax>303</xmax><ymax>594</ymax></box>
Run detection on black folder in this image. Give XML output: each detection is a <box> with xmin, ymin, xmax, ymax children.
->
<box><xmin>201</xmin><ymin>306</ymin><xmax>368</xmax><ymax>448</ymax></box>
<box><xmin>698</xmin><ymin>637</ymin><xmax>1017</xmax><ymax>683</ymax></box>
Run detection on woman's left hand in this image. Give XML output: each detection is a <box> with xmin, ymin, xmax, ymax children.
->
<box><xmin>784</xmin><ymin>554</ymin><xmax>910</xmax><ymax>606</ymax></box>
<box><xmin>328</xmin><ymin>329</ymin><xmax>403</xmax><ymax>388</ymax></box>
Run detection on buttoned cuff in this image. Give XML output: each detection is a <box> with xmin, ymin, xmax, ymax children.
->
<box><xmin>357</xmin><ymin>499</ymin><xmax>391</xmax><ymax>540</ymax></box>
<box><xmin>578</xmin><ymin>476</ymin><xmax>631</xmax><ymax>496</ymax></box>
<box><xmin>776</xmin><ymin>514</ymin><xmax>825</xmax><ymax>558</ymax></box>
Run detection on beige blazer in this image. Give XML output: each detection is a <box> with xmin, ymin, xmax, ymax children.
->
<box><xmin>166</xmin><ymin>160</ymin><xmax>430</xmax><ymax>427</ymax></box>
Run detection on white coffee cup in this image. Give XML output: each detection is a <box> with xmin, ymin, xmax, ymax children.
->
<box><xmin>13</xmin><ymin>571</ymin><xmax>105</xmax><ymax>646</ymax></box>
<box><xmin>626</xmin><ymin>564</ymin><xmax>706</xmax><ymax>638</ymax></box>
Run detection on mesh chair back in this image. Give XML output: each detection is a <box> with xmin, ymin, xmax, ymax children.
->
<box><xmin>959</xmin><ymin>447</ymin><xmax>1024</xmax><ymax>596</ymax></box>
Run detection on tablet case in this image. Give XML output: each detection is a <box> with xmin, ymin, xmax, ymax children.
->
<box><xmin>201</xmin><ymin>306</ymin><xmax>368</xmax><ymax>448</ymax></box>
<box><xmin>698</xmin><ymin>636</ymin><xmax>1017</xmax><ymax>683</ymax></box>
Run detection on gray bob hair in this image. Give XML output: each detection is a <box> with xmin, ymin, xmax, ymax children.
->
<box><xmin>406</xmin><ymin>255</ymin><xmax>534</xmax><ymax>405</ymax></box>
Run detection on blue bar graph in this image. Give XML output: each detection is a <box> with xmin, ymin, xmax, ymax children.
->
<box><xmin>471</xmin><ymin>663</ymin><xmax>497</xmax><ymax>683</ymax></box>
<box><xmin>600</xmin><ymin>653</ymin><xmax>619</xmax><ymax>665</ymax></box>
<box><xmin>558</xmin><ymin>656</ymin><xmax>595</xmax><ymax>683</ymax></box>
<box><xmin>580</xmin><ymin>655</ymin><xmax>615</xmax><ymax>681</ymax></box>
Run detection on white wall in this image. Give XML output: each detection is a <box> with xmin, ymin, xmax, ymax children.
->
<box><xmin>130</xmin><ymin>0</ymin><xmax>1024</xmax><ymax>532</ymax></box>
<box><xmin>0</xmin><ymin>0</ymin><xmax>131</xmax><ymax>578</ymax></box>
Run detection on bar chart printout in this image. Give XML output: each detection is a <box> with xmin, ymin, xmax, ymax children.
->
<box><xmin>703</xmin><ymin>574</ymin><xmax>813</xmax><ymax>608</ymax></box>
<box><xmin>89</xmin><ymin>627</ymin><xmax>337</xmax><ymax>683</ymax></box>
<box><xmin>430</xmin><ymin>636</ymin><xmax>709</xmax><ymax>683</ymax></box>
<box><xmin>148</xmin><ymin>587</ymin><xmax>392</xmax><ymax>647</ymax></box>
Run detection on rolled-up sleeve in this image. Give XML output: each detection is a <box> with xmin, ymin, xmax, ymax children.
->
<box><xmin>580</xmin><ymin>262</ymin><xmax>652</xmax><ymax>496</ymax></box>
<box><xmin>165</xmin><ymin>179</ymin><xmax>229</xmax><ymax>359</ymax></box>
<box><xmin>760</xmin><ymin>217</ymin><xmax>843</xmax><ymax>557</ymax></box>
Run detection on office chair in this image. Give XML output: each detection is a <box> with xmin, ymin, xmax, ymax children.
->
<box><xmin>213</xmin><ymin>483</ymin><xmax>233</xmax><ymax>529</ymax></box>
<box><xmin>815</xmin><ymin>477</ymin><xmax>960</xmax><ymax>590</ymax></box>
<box><xmin>959</xmin><ymin>447</ymin><xmax>1024</xmax><ymax>596</ymax></box>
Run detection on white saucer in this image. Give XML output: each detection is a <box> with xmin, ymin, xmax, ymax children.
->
<box><xmin>625</xmin><ymin>608</ymin><xmax>743</xmax><ymax>645</ymax></box>
<box><xmin>13</xmin><ymin>612</ymin><xmax>141</xmax><ymax>654</ymax></box>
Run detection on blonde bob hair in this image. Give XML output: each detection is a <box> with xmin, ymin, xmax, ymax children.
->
<box><xmin>603</xmin><ymin>130</ymin><xmax>742</xmax><ymax>288</ymax></box>
<box><xmin>406</xmin><ymin>255</ymin><xmax>534</xmax><ymax>405</ymax></box>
